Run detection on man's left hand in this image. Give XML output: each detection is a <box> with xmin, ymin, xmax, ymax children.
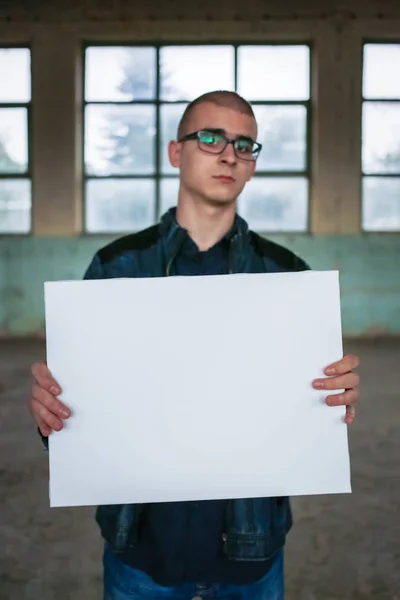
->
<box><xmin>313</xmin><ymin>354</ymin><xmax>360</xmax><ymax>425</ymax></box>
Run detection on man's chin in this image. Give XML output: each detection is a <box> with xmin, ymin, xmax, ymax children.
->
<box><xmin>203</xmin><ymin>190</ymin><xmax>238</xmax><ymax>207</ymax></box>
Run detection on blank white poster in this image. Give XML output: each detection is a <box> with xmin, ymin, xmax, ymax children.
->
<box><xmin>44</xmin><ymin>271</ymin><xmax>351</xmax><ymax>508</ymax></box>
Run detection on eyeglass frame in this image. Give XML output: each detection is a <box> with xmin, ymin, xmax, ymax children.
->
<box><xmin>177</xmin><ymin>128</ymin><xmax>262</xmax><ymax>161</ymax></box>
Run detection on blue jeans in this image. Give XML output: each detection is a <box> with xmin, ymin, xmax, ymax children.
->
<box><xmin>103</xmin><ymin>545</ymin><xmax>284</xmax><ymax>600</ymax></box>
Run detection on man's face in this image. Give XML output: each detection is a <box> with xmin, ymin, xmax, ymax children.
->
<box><xmin>168</xmin><ymin>102</ymin><xmax>258</xmax><ymax>207</ymax></box>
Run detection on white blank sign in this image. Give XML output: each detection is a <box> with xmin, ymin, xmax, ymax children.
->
<box><xmin>44</xmin><ymin>271</ymin><xmax>351</xmax><ymax>508</ymax></box>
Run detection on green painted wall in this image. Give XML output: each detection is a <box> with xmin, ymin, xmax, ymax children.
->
<box><xmin>1</xmin><ymin>235</ymin><xmax>399</xmax><ymax>337</ymax></box>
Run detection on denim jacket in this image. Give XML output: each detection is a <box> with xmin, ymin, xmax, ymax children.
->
<box><xmin>43</xmin><ymin>209</ymin><xmax>309</xmax><ymax>562</ymax></box>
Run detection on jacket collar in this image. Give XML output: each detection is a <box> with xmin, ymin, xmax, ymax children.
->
<box><xmin>159</xmin><ymin>207</ymin><xmax>252</xmax><ymax>275</ymax></box>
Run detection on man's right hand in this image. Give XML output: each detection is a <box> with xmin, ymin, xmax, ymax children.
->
<box><xmin>28</xmin><ymin>362</ymin><xmax>70</xmax><ymax>438</ymax></box>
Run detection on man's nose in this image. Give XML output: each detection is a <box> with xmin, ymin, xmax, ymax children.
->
<box><xmin>219</xmin><ymin>142</ymin><xmax>237</xmax><ymax>164</ymax></box>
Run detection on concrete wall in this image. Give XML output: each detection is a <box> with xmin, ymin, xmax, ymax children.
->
<box><xmin>0</xmin><ymin>0</ymin><xmax>399</xmax><ymax>337</ymax></box>
<box><xmin>2</xmin><ymin>235</ymin><xmax>400</xmax><ymax>337</ymax></box>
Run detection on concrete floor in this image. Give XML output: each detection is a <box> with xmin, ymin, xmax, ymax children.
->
<box><xmin>0</xmin><ymin>339</ymin><xmax>399</xmax><ymax>600</ymax></box>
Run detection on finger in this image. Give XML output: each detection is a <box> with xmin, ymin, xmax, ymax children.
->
<box><xmin>30</xmin><ymin>399</ymin><xmax>64</xmax><ymax>431</ymax></box>
<box><xmin>344</xmin><ymin>405</ymin><xmax>356</xmax><ymax>425</ymax></box>
<box><xmin>31</xmin><ymin>361</ymin><xmax>61</xmax><ymax>396</ymax></box>
<box><xmin>37</xmin><ymin>419</ymin><xmax>52</xmax><ymax>438</ymax></box>
<box><xmin>31</xmin><ymin>383</ymin><xmax>70</xmax><ymax>419</ymax></box>
<box><xmin>325</xmin><ymin>388</ymin><xmax>359</xmax><ymax>407</ymax></box>
<box><xmin>313</xmin><ymin>372</ymin><xmax>359</xmax><ymax>391</ymax></box>
<box><xmin>28</xmin><ymin>398</ymin><xmax>55</xmax><ymax>436</ymax></box>
<box><xmin>324</xmin><ymin>354</ymin><xmax>360</xmax><ymax>376</ymax></box>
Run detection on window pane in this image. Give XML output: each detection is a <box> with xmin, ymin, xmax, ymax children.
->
<box><xmin>238</xmin><ymin>46</ymin><xmax>310</xmax><ymax>101</ymax></box>
<box><xmin>160</xmin><ymin>46</ymin><xmax>234</xmax><ymax>101</ymax></box>
<box><xmin>85</xmin><ymin>105</ymin><xmax>155</xmax><ymax>176</ymax></box>
<box><xmin>85</xmin><ymin>47</ymin><xmax>156</xmax><ymax>102</ymax></box>
<box><xmin>238</xmin><ymin>177</ymin><xmax>308</xmax><ymax>231</ymax></box>
<box><xmin>0</xmin><ymin>179</ymin><xmax>31</xmax><ymax>233</ymax></box>
<box><xmin>160</xmin><ymin>177</ymin><xmax>180</xmax><ymax>217</ymax></box>
<box><xmin>362</xmin><ymin>177</ymin><xmax>400</xmax><ymax>231</ymax></box>
<box><xmin>0</xmin><ymin>48</ymin><xmax>31</xmax><ymax>102</ymax></box>
<box><xmin>0</xmin><ymin>108</ymin><xmax>28</xmax><ymax>173</ymax></box>
<box><xmin>86</xmin><ymin>179</ymin><xmax>155</xmax><ymax>232</ymax></box>
<box><xmin>362</xmin><ymin>102</ymin><xmax>400</xmax><ymax>174</ymax></box>
<box><xmin>160</xmin><ymin>104</ymin><xmax>188</xmax><ymax>174</ymax></box>
<box><xmin>363</xmin><ymin>44</ymin><xmax>400</xmax><ymax>99</ymax></box>
<box><xmin>253</xmin><ymin>105</ymin><xmax>307</xmax><ymax>172</ymax></box>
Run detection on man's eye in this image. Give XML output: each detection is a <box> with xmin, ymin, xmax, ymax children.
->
<box><xmin>236</xmin><ymin>140</ymin><xmax>253</xmax><ymax>153</ymax></box>
<box><xmin>200</xmin><ymin>133</ymin><xmax>223</xmax><ymax>145</ymax></box>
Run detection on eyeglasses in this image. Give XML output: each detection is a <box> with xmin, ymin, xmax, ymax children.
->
<box><xmin>178</xmin><ymin>129</ymin><xmax>262</xmax><ymax>161</ymax></box>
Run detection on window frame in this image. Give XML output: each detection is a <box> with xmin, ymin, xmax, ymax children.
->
<box><xmin>361</xmin><ymin>39</ymin><xmax>400</xmax><ymax>233</ymax></box>
<box><xmin>82</xmin><ymin>40</ymin><xmax>312</xmax><ymax>235</ymax></box>
<box><xmin>0</xmin><ymin>44</ymin><xmax>32</xmax><ymax>236</ymax></box>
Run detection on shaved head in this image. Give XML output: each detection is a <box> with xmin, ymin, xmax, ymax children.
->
<box><xmin>168</xmin><ymin>92</ymin><xmax>258</xmax><ymax>213</ymax></box>
<box><xmin>177</xmin><ymin>90</ymin><xmax>256</xmax><ymax>139</ymax></box>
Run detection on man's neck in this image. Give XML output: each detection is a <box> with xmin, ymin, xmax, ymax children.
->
<box><xmin>175</xmin><ymin>198</ymin><xmax>236</xmax><ymax>252</ymax></box>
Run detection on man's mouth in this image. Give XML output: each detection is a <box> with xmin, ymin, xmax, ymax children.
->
<box><xmin>213</xmin><ymin>175</ymin><xmax>235</xmax><ymax>183</ymax></box>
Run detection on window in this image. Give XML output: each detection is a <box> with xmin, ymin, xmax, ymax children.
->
<box><xmin>83</xmin><ymin>44</ymin><xmax>310</xmax><ymax>233</ymax></box>
<box><xmin>0</xmin><ymin>47</ymin><xmax>31</xmax><ymax>233</ymax></box>
<box><xmin>362</xmin><ymin>43</ymin><xmax>400</xmax><ymax>231</ymax></box>
<box><xmin>237</xmin><ymin>46</ymin><xmax>310</xmax><ymax>232</ymax></box>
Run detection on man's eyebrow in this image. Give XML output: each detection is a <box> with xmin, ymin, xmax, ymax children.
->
<box><xmin>202</xmin><ymin>127</ymin><xmax>255</xmax><ymax>141</ymax></box>
<box><xmin>202</xmin><ymin>127</ymin><xmax>225</xmax><ymax>135</ymax></box>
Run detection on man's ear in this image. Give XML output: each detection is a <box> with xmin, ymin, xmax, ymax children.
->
<box><xmin>168</xmin><ymin>141</ymin><xmax>181</xmax><ymax>169</ymax></box>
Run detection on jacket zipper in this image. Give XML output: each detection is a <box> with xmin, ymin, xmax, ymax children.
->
<box><xmin>228</xmin><ymin>235</ymin><xmax>238</xmax><ymax>275</ymax></box>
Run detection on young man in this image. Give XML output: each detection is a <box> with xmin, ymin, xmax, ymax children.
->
<box><xmin>28</xmin><ymin>91</ymin><xmax>360</xmax><ymax>600</ymax></box>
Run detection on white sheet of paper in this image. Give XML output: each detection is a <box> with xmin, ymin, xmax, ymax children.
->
<box><xmin>44</xmin><ymin>271</ymin><xmax>351</xmax><ymax>508</ymax></box>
